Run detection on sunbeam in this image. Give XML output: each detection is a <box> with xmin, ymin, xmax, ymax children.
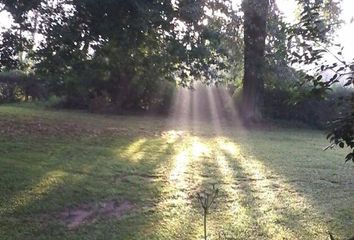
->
<box><xmin>161</xmin><ymin>130</ymin><xmax>185</xmax><ymax>143</ymax></box>
<box><xmin>191</xmin><ymin>83</ymin><xmax>200</xmax><ymax>132</ymax></box>
<box><xmin>216</xmin><ymin>87</ymin><xmax>244</xmax><ymax>128</ymax></box>
<box><xmin>217</xmin><ymin>138</ymin><xmax>330</xmax><ymax>238</ymax></box>
<box><xmin>162</xmin><ymin>84</ymin><xmax>336</xmax><ymax>238</ymax></box>
<box><xmin>121</xmin><ymin>138</ymin><xmax>147</xmax><ymax>162</ymax></box>
<box><xmin>206</xmin><ymin>86</ymin><xmax>223</xmax><ymax>134</ymax></box>
<box><xmin>169</xmin><ymin>149</ymin><xmax>189</xmax><ymax>185</ymax></box>
<box><xmin>168</xmin><ymin>87</ymin><xmax>192</xmax><ymax>131</ymax></box>
<box><xmin>5</xmin><ymin>170</ymin><xmax>67</xmax><ymax>214</ymax></box>
<box><xmin>149</xmin><ymin>135</ymin><xmax>210</xmax><ymax>239</ymax></box>
<box><xmin>168</xmin><ymin>84</ymin><xmax>244</xmax><ymax>136</ymax></box>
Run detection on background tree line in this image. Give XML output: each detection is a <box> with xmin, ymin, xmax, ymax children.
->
<box><xmin>0</xmin><ymin>0</ymin><xmax>352</xmax><ymax>159</ymax></box>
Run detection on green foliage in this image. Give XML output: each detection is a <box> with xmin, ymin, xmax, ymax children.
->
<box><xmin>263</xmin><ymin>87</ymin><xmax>351</xmax><ymax>128</ymax></box>
<box><xmin>263</xmin><ymin>1</ymin><xmax>305</xmax><ymax>95</ymax></box>
<box><xmin>0</xmin><ymin>0</ymin><xmax>236</xmax><ymax>110</ymax></box>
<box><xmin>0</xmin><ymin>70</ymin><xmax>45</xmax><ymax>102</ymax></box>
<box><xmin>326</xmin><ymin>94</ymin><xmax>354</xmax><ymax>162</ymax></box>
<box><xmin>288</xmin><ymin>1</ymin><xmax>354</xmax><ymax>162</ymax></box>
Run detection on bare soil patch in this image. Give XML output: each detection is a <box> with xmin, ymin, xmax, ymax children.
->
<box><xmin>0</xmin><ymin>118</ymin><xmax>155</xmax><ymax>137</ymax></box>
<box><xmin>58</xmin><ymin>200</ymin><xmax>136</xmax><ymax>229</ymax></box>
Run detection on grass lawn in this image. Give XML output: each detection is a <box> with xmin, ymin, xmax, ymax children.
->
<box><xmin>0</xmin><ymin>104</ymin><xmax>353</xmax><ymax>239</ymax></box>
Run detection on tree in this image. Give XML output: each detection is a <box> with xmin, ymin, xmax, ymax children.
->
<box><xmin>288</xmin><ymin>0</ymin><xmax>354</xmax><ymax>162</ymax></box>
<box><xmin>241</xmin><ymin>0</ymin><xmax>269</xmax><ymax>121</ymax></box>
<box><xmin>0</xmin><ymin>0</ymin><xmax>233</xmax><ymax>110</ymax></box>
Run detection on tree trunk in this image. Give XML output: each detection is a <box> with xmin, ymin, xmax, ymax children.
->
<box><xmin>242</xmin><ymin>0</ymin><xmax>269</xmax><ymax>122</ymax></box>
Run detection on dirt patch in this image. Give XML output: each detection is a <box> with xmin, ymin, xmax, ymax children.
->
<box><xmin>62</xmin><ymin>208</ymin><xmax>94</xmax><ymax>229</ymax></box>
<box><xmin>0</xmin><ymin>117</ymin><xmax>161</xmax><ymax>137</ymax></box>
<box><xmin>113</xmin><ymin>172</ymin><xmax>168</xmax><ymax>185</ymax></box>
<box><xmin>99</xmin><ymin>200</ymin><xmax>135</xmax><ymax>217</ymax></box>
<box><xmin>59</xmin><ymin>200</ymin><xmax>135</xmax><ymax>229</ymax></box>
<box><xmin>0</xmin><ymin>119</ymin><xmax>93</xmax><ymax>137</ymax></box>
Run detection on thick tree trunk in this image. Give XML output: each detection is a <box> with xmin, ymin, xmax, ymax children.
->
<box><xmin>242</xmin><ymin>0</ymin><xmax>269</xmax><ymax>122</ymax></box>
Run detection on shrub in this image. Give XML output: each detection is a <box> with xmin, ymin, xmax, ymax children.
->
<box><xmin>0</xmin><ymin>70</ymin><xmax>46</xmax><ymax>103</ymax></box>
<box><xmin>263</xmin><ymin>87</ymin><xmax>352</xmax><ymax>128</ymax></box>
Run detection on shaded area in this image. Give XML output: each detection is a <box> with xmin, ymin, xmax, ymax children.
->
<box><xmin>0</xmin><ymin>101</ymin><xmax>354</xmax><ymax>239</ymax></box>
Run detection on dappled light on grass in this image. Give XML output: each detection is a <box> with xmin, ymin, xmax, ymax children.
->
<box><xmin>164</xmin><ymin>85</ymin><xmax>333</xmax><ymax>238</ymax></box>
<box><xmin>148</xmin><ymin>135</ymin><xmax>210</xmax><ymax>239</ymax></box>
<box><xmin>213</xmin><ymin>139</ymin><xmax>240</xmax><ymax>215</ymax></box>
<box><xmin>169</xmin><ymin>149</ymin><xmax>189</xmax><ymax>185</ymax></box>
<box><xmin>217</xmin><ymin>137</ymin><xmax>330</xmax><ymax>238</ymax></box>
<box><xmin>191</xmin><ymin>137</ymin><xmax>210</xmax><ymax>158</ymax></box>
<box><xmin>121</xmin><ymin>138</ymin><xmax>147</xmax><ymax>162</ymax></box>
<box><xmin>159</xmin><ymin>86</ymin><xmax>251</xmax><ymax>237</ymax></box>
<box><xmin>168</xmin><ymin>136</ymin><xmax>210</xmax><ymax>186</ymax></box>
<box><xmin>1</xmin><ymin>98</ymin><xmax>353</xmax><ymax>239</ymax></box>
<box><xmin>161</xmin><ymin>130</ymin><xmax>185</xmax><ymax>143</ymax></box>
<box><xmin>168</xmin><ymin>136</ymin><xmax>210</xmax><ymax>198</ymax></box>
<box><xmin>217</xmin><ymin>137</ymin><xmax>240</xmax><ymax>156</ymax></box>
<box><xmin>3</xmin><ymin>170</ymin><xmax>67</xmax><ymax>214</ymax></box>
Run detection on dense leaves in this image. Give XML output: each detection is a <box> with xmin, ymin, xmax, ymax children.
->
<box><xmin>0</xmin><ymin>0</ymin><xmax>353</xmax><ymax>161</ymax></box>
<box><xmin>1</xmin><ymin>0</ymin><xmax>235</xmax><ymax>111</ymax></box>
<box><xmin>288</xmin><ymin>0</ymin><xmax>354</xmax><ymax>161</ymax></box>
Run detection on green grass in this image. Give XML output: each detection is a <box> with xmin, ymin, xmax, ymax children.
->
<box><xmin>0</xmin><ymin>104</ymin><xmax>353</xmax><ymax>239</ymax></box>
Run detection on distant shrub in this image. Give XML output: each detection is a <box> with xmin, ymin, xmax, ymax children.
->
<box><xmin>35</xmin><ymin>95</ymin><xmax>64</xmax><ymax>108</ymax></box>
<box><xmin>0</xmin><ymin>70</ymin><xmax>46</xmax><ymax>103</ymax></box>
<box><xmin>263</xmin><ymin>87</ymin><xmax>351</xmax><ymax>128</ymax></box>
<box><xmin>148</xmin><ymin>80</ymin><xmax>176</xmax><ymax>114</ymax></box>
<box><xmin>52</xmin><ymin>80</ymin><xmax>177</xmax><ymax>114</ymax></box>
<box><xmin>88</xmin><ymin>91</ymin><xmax>113</xmax><ymax>113</ymax></box>
<box><xmin>59</xmin><ymin>95</ymin><xmax>89</xmax><ymax>110</ymax></box>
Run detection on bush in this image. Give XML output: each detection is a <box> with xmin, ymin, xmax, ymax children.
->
<box><xmin>263</xmin><ymin>87</ymin><xmax>351</xmax><ymax>128</ymax></box>
<box><xmin>0</xmin><ymin>70</ymin><xmax>46</xmax><ymax>103</ymax></box>
<box><xmin>57</xmin><ymin>95</ymin><xmax>89</xmax><ymax>110</ymax></box>
<box><xmin>88</xmin><ymin>92</ymin><xmax>113</xmax><ymax>113</ymax></box>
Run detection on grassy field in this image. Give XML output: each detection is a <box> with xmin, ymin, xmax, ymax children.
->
<box><xmin>0</xmin><ymin>104</ymin><xmax>353</xmax><ymax>240</ymax></box>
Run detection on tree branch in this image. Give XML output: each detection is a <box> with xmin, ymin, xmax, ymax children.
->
<box><xmin>0</xmin><ymin>4</ymin><xmax>5</xmax><ymax>13</ymax></box>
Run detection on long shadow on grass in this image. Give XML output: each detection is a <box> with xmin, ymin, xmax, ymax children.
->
<box><xmin>0</xmin><ymin>133</ymin><xmax>185</xmax><ymax>239</ymax></box>
<box><xmin>218</xmin><ymin>135</ymin><xmax>351</xmax><ymax>239</ymax></box>
<box><xmin>141</xmin><ymin>133</ymin><xmax>207</xmax><ymax>239</ymax></box>
<box><xmin>0</xmin><ymin>137</ymin><xmax>126</xmax><ymax>209</ymax></box>
<box><xmin>202</xmin><ymin>141</ymin><xmax>270</xmax><ymax>239</ymax></box>
<box><xmin>240</xmin><ymin>131</ymin><xmax>354</xmax><ymax>238</ymax></box>
<box><xmin>219</xmin><ymin>146</ymin><xmax>317</xmax><ymax>239</ymax></box>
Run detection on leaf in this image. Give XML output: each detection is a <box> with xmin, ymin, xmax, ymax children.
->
<box><xmin>345</xmin><ymin>152</ymin><xmax>354</xmax><ymax>162</ymax></box>
<box><xmin>344</xmin><ymin>80</ymin><xmax>353</xmax><ymax>87</ymax></box>
<box><xmin>329</xmin><ymin>74</ymin><xmax>338</xmax><ymax>82</ymax></box>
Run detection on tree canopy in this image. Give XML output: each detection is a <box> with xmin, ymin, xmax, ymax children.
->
<box><xmin>0</xmin><ymin>0</ymin><xmax>353</xmax><ymax>160</ymax></box>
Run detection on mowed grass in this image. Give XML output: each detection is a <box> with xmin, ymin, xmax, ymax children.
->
<box><xmin>0</xmin><ymin>104</ymin><xmax>353</xmax><ymax>240</ymax></box>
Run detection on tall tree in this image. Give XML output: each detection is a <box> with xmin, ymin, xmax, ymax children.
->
<box><xmin>242</xmin><ymin>0</ymin><xmax>269</xmax><ymax>121</ymax></box>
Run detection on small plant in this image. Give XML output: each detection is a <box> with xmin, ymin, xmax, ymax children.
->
<box><xmin>197</xmin><ymin>184</ymin><xmax>219</xmax><ymax>240</ymax></box>
<box><xmin>217</xmin><ymin>230</ymin><xmax>237</xmax><ymax>240</ymax></box>
<box><xmin>328</xmin><ymin>232</ymin><xmax>354</xmax><ymax>240</ymax></box>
